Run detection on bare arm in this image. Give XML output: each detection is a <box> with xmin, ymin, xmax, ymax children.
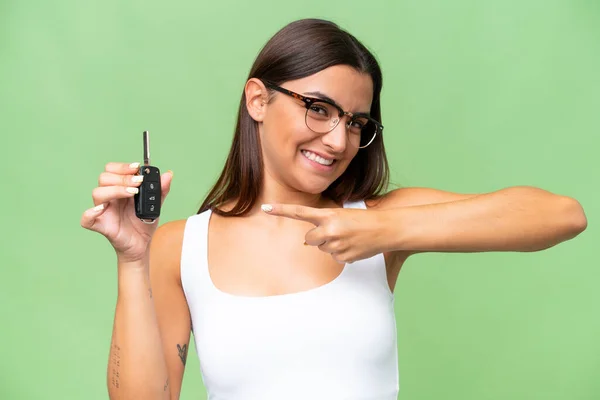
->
<box><xmin>149</xmin><ymin>220</ymin><xmax>191</xmax><ymax>399</ymax></box>
<box><xmin>107</xmin><ymin>262</ymin><xmax>170</xmax><ymax>399</ymax></box>
<box><xmin>107</xmin><ymin>220</ymin><xmax>191</xmax><ymax>399</ymax></box>
<box><xmin>376</xmin><ymin>186</ymin><xmax>587</xmax><ymax>254</ymax></box>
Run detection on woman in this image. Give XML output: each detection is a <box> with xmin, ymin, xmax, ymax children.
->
<box><xmin>80</xmin><ymin>18</ymin><xmax>587</xmax><ymax>400</ymax></box>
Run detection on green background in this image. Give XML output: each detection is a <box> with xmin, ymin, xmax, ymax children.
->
<box><xmin>1</xmin><ymin>0</ymin><xmax>598</xmax><ymax>399</ymax></box>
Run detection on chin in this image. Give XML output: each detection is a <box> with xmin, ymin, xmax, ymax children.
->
<box><xmin>298</xmin><ymin>182</ymin><xmax>331</xmax><ymax>195</ymax></box>
<box><xmin>293</xmin><ymin>169</ymin><xmax>344</xmax><ymax>195</ymax></box>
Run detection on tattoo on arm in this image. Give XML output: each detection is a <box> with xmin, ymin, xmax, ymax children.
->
<box><xmin>164</xmin><ymin>377</ymin><xmax>169</xmax><ymax>391</ymax></box>
<box><xmin>111</xmin><ymin>344</ymin><xmax>121</xmax><ymax>389</ymax></box>
<box><xmin>177</xmin><ymin>344</ymin><xmax>188</xmax><ymax>366</ymax></box>
<box><xmin>149</xmin><ymin>288</ymin><xmax>153</xmax><ymax>298</ymax></box>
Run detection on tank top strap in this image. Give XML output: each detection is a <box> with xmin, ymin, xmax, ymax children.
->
<box><xmin>342</xmin><ymin>199</ymin><xmax>367</xmax><ymax>210</ymax></box>
<box><xmin>180</xmin><ymin>209</ymin><xmax>214</xmax><ymax>319</ymax></box>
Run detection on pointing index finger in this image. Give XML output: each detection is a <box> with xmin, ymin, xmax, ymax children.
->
<box><xmin>262</xmin><ymin>203</ymin><xmax>325</xmax><ymax>225</ymax></box>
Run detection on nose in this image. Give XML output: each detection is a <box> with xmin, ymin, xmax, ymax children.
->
<box><xmin>320</xmin><ymin>117</ymin><xmax>348</xmax><ymax>153</ymax></box>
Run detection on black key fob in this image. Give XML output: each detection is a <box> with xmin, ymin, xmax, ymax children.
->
<box><xmin>134</xmin><ymin>131</ymin><xmax>161</xmax><ymax>223</ymax></box>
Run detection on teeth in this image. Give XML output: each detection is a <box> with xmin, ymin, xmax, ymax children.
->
<box><xmin>302</xmin><ymin>150</ymin><xmax>334</xmax><ymax>166</ymax></box>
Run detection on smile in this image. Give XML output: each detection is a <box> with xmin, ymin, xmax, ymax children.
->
<box><xmin>301</xmin><ymin>150</ymin><xmax>335</xmax><ymax>166</ymax></box>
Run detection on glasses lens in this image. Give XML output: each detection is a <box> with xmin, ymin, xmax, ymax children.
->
<box><xmin>352</xmin><ymin>118</ymin><xmax>377</xmax><ymax>148</ymax></box>
<box><xmin>305</xmin><ymin>101</ymin><xmax>378</xmax><ymax>148</ymax></box>
<box><xmin>305</xmin><ymin>101</ymin><xmax>339</xmax><ymax>133</ymax></box>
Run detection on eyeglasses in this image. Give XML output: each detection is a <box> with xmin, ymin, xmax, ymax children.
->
<box><xmin>263</xmin><ymin>81</ymin><xmax>383</xmax><ymax>149</ymax></box>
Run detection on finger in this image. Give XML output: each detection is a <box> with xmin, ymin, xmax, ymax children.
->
<box><xmin>262</xmin><ymin>203</ymin><xmax>327</xmax><ymax>226</ymax></box>
<box><xmin>92</xmin><ymin>185</ymin><xmax>140</xmax><ymax>206</ymax></box>
<box><xmin>80</xmin><ymin>203</ymin><xmax>108</xmax><ymax>230</ymax></box>
<box><xmin>316</xmin><ymin>245</ymin><xmax>345</xmax><ymax>265</ymax></box>
<box><xmin>104</xmin><ymin>161</ymin><xmax>143</xmax><ymax>174</ymax></box>
<box><xmin>304</xmin><ymin>226</ymin><xmax>327</xmax><ymax>246</ymax></box>
<box><xmin>317</xmin><ymin>242</ymin><xmax>335</xmax><ymax>254</ymax></box>
<box><xmin>331</xmin><ymin>255</ymin><xmax>346</xmax><ymax>265</ymax></box>
<box><xmin>98</xmin><ymin>171</ymin><xmax>145</xmax><ymax>187</ymax></box>
<box><xmin>160</xmin><ymin>170</ymin><xmax>173</xmax><ymax>205</ymax></box>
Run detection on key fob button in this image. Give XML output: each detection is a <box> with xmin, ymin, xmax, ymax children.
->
<box><xmin>146</xmin><ymin>194</ymin><xmax>157</xmax><ymax>202</ymax></box>
<box><xmin>145</xmin><ymin>181</ymin><xmax>159</xmax><ymax>193</ymax></box>
<box><xmin>145</xmin><ymin>203</ymin><xmax>158</xmax><ymax>213</ymax></box>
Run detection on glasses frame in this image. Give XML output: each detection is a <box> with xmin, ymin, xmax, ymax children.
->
<box><xmin>263</xmin><ymin>81</ymin><xmax>383</xmax><ymax>149</ymax></box>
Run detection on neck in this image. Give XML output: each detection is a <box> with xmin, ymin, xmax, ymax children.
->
<box><xmin>251</xmin><ymin>170</ymin><xmax>336</xmax><ymax>216</ymax></box>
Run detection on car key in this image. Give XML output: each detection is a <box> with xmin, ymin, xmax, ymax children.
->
<box><xmin>134</xmin><ymin>130</ymin><xmax>161</xmax><ymax>223</ymax></box>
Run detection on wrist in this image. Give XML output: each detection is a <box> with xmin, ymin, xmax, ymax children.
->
<box><xmin>117</xmin><ymin>255</ymin><xmax>149</xmax><ymax>273</ymax></box>
<box><xmin>116</xmin><ymin>250</ymin><xmax>150</xmax><ymax>268</ymax></box>
<box><xmin>116</xmin><ymin>260</ymin><xmax>151</xmax><ymax>297</ymax></box>
<box><xmin>376</xmin><ymin>207</ymin><xmax>412</xmax><ymax>253</ymax></box>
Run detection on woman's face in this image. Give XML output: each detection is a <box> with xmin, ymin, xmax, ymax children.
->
<box><xmin>258</xmin><ymin>65</ymin><xmax>374</xmax><ymax>195</ymax></box>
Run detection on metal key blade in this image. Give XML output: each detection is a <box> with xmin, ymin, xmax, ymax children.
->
<box><xmin>143</xmin><ymin>130</ymin><xmax>150</xmax><ymax>166</ymax></box>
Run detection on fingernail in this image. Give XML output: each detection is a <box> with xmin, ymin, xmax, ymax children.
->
<box><xmin>129</xmin><ymin>162</ymin><xmax>140</xmax><ymax>169</ymax></box>
<box><xmin>167</xmin><ymin>170</ymin><xmax>173</xmax><ymax>177</ymax></box>
<box><xmin>126</xmin><ymin>187</ymin><xmax>139</xmax><ymax>194</ymax></box>
<box><xmin>261</xmin><ymin>204</ymin><xmax>273</xmax><ymax>212</ymax></box>
<box><xmin>93</xmin><ymin>204</ymin><xmax>104</xmax><ymax>211</ymax></box>
<box><xmin>132</xmin><ymin>175</ymin><xmax>144</xmax><ymax>183</ymax></box>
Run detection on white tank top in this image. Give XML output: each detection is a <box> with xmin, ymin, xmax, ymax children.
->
<box><xmin>180</xmin><ymin>200</ymin><xmax>399</xmax><ymax>400</ymax></box>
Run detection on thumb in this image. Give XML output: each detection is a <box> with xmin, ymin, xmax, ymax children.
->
<box><xmin>160</xmin><ymin>170</ymin><xmax>174</xmax><ymax>205</ymax></box>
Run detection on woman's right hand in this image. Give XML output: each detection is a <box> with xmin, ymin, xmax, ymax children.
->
<box><xmin>80</xmin><ymin>162</ymin><xmax>174</xmax><ymax>264</ymax></box>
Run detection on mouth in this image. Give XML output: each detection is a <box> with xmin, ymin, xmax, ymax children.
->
<box><xmin>300</xmin><ymin>150</ymin><xmax>337</xmax><ymax>168</ymax></box>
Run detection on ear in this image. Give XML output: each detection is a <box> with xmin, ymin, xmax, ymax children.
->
<box><xmin>245</xmin><ymin>78</ymin><xmax>269</xmax><ymax>122</ymax></box>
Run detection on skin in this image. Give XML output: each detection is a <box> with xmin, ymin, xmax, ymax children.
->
<box><xmin>82</xmin><ymin>64</ymin><xmax>587</xmax><ymax>399</ymax></box>
<box><xmin>159</xmin><ymin>66</ymin><xmax>398</xmax><ymax>394</ymax></box>
<box><xmin>206</xmin><ymin>66</ymin><xmax>391</xmax><ymax>297</ymax></box>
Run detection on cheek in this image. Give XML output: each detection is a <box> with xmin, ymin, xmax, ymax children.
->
<box><xmin>264</xmin><ymin>111</ymin><xmax>314</xmax><ymax>153</ymax></box>
<box><xmin>282</xmin><ymin>109</ymin><xmax>313</xmax><ymax>143</ymax></box>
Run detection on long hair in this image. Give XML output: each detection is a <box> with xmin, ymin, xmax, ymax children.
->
<box><xmin>197</xmin><ymin>18</ymin><xmax>389</xmax><ymax>216</ymax></box>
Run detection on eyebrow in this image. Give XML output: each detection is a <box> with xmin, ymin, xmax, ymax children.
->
<box><xmin>303</xmin><ymin>91</ymin><xmax>371</xmax><ymax>116</ymax></box>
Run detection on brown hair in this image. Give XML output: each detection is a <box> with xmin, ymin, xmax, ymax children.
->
<box><xmin>197</xmin><ymin>18</ymin><xmax>389</xmax><ymax>216</ymax></box>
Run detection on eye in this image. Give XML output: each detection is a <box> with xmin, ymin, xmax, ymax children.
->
<box><xmin>308</xmin><ymin>104</ymin><xmax>329</xmax><ymax>117</ymax></box>
<box><xmin>349</xmin><ymin>118</ymin><xmax>367</xmax><ymax>131</ymax></box>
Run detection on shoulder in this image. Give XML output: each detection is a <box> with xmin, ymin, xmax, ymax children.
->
<box><xmin>365</xmin><ymin>186</ymin><xmax>478</xmax><ymax>210</ymax></box>
<box><xmin>149</xmin><ymin>218</ymin><xmax>189</xmax><ymax>283</ymax></box>
<box><xmin>152</xmin><ymin>218</ymin><xmax>188</xmax><ymax>250</ymax></box>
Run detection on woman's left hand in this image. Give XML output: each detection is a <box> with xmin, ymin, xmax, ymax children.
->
<box><xmin>262</xmin><ymin>203</ymin><xmax>388</xmax><ymax>264</ymax></box>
